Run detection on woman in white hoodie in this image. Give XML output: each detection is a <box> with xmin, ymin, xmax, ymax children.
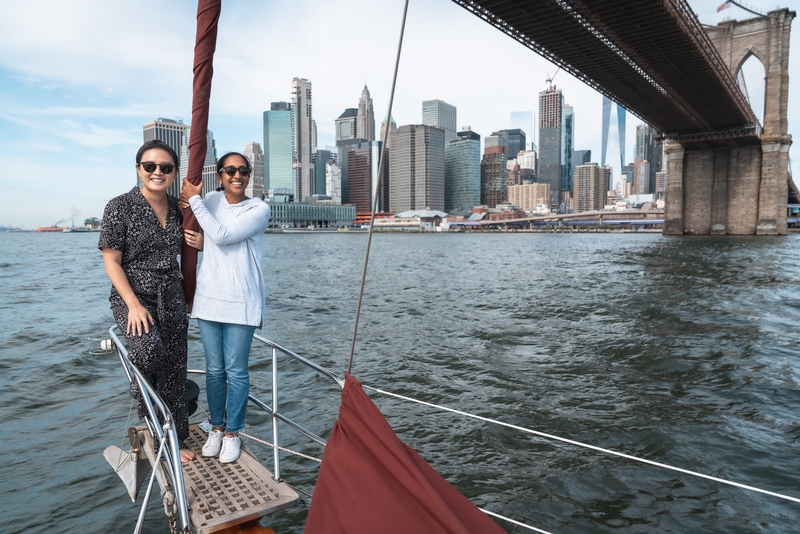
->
<box><xmin>179</xmin><ymin>152</ymin><xmax>270</xmax><ymax>463</ymax></box>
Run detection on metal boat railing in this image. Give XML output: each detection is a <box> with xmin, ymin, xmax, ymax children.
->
<box><xmin>109</xmin><ymin>325</ymin><xmax>345</xmax><ymax>532</ymax></box>
<box><xmin>109</xmin><ymin>326</ymin><xmax>191</xmax><ymax>534</ymax></box>
<box><xmin>188</xmin><ymin>333</ymin><xmax>344</xmax><ymax>481</ymax></box>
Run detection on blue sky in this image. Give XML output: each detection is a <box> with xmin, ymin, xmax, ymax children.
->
<box><xmin>1</xmin><ymin>0</ymin><xmax>796</xmax><ymax>229</ymax></box>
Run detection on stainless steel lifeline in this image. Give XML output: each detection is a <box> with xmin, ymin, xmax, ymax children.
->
<box><xmin>109</xmin><ymin>326</ymin><xmax>191</xmax><ymax>534</ymax></box>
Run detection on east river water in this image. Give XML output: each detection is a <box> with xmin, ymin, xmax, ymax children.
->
<box><xmin>1</xmin><ymin>231</ymin><xmax>799</xmax><ymax>533</ymax></box>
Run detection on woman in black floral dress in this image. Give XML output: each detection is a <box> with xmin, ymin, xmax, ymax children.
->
<box><xmin>99</xmin><ymin>139</ymin><xmax>202</xmax><ymax>463</ymax></box>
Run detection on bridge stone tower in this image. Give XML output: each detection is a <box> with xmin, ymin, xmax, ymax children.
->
<box><xmin>664</xmin><ymin>8</ymin><xmax>794</xmax><ymax>235</ymax></box>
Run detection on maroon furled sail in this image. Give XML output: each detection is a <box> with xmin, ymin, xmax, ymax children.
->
<box><xmin>181</xmin><ymin>0</ymin><xmax>221</xmax><ymax>309</ymax></box>
<box><xmin>304</xmin><ymin>373</ymin><xmax>506</xmax><ymax>534</ymax></box>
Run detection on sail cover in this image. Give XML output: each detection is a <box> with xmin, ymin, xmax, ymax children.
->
<box><xmin>304</xmin><ymin>373</ymin><xmax>506</xmax><ymax>533</ymax></box>
<box><xmin>181</xmin><ymin>0</ymin><xmax>220</xmax><ymax>309</ymax></box>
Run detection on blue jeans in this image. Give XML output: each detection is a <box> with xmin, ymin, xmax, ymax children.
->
<box><xmin>197</xmin><ymin>319</ymin><xmax>256</xmax><ymax>433</ymax></box>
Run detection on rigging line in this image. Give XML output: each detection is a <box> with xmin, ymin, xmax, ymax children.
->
<box><xmin>480</xmin><ymin>509</ymin><xmax>553</xmax><ymax>534</ymax></box>
<box><xmin>114</xmin><ymin>398</ymin><xmax>137</xmax><ymax>471</ymax></box>
<box><xmin>347</xmin><ymin>0</ymin><xmax>411</xmax><ymax>375</ymax></box>
<box><xmin>729</xmin><ymin>0</ymin><xmax>769</xmax><ymax>18</ymax></box>
<box><xmin>363</xmin><ymin>385</ymin><xmax>800</xmax><ymax>505</ymax></box>
<box><xmin>195</xmin><ymin>400</ymin><xmax>322</xmax><ymax>463</ymax></box>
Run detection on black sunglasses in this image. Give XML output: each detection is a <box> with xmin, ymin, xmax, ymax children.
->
<box><xmin>139</xmin><ymin>161</ymin><xmax>176</xmax><ymax>174</ymax></box>
<box><xmin>219</xmin><ymin>165</ymin><xmax>251</xmax><ymax>178</ymax></box>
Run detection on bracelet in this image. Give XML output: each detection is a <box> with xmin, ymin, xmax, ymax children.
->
<box><xmin>129</xmin><ymin>304</ymin><xmax>143</xmax><ymax>311</ymax></box>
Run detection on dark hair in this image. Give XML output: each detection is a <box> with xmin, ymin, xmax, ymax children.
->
<box><xmin>216</xmin><ymin>152</ymin><xmax>251</xmax><ymax>174</ymax></box>
<box><xmin>136</xmin><ymin>139</ymin><xmax>179</xmax><ymax>168</ymax></box>
<box><xmin>216</xmin><ymin>152</ymin><xmax>252</xmax><ymax>191</ymax></box>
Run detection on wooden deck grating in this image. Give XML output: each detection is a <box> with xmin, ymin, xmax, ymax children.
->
<box><xmin>166</xmin><ymin>424</ymin><xmax>299</xmax><ymax>534</ymax></box>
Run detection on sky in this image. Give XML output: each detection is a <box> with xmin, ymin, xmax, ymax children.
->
<box><xmin>0</xmin><ymin>0</ymin><xmax>797</xmax><ymax>229</ymax></box>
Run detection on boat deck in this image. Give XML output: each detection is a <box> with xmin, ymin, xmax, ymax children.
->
<box><xmin>142</xmin><ymin>424</ymin><xmax>300</xmax><ymax>534</ymax></box>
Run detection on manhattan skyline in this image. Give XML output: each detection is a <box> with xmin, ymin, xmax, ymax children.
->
<box><xmin>0</xmin><ymin>0</ymin><xmax>796</xmax><ymax>229</ymax></box>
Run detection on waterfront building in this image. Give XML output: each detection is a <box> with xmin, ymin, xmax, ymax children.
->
<box><xmin>177</xmin><ymin>127</ymin><xmax>218</xmax><ymax>197</ymax></box>
<box><xmin>242</xmin><ymin>142</ymin><xmax>265</xmax><ymax>200</ymax></box>
<box><xmin>481</xmin><ymin>145</ymin><xmax>507</xmax><ymax>208</ymax></box>
<box><xmin>292</xmin><ymin>77</ymin><xmax>314</xmax><ymax>202</ymax></box>
<box><xmin>444</xmin><ymin>128</ymin><xmax>481</xmax><ymax>212</ymax></box>
<box><xmin>335</xmin><ymin>108</ymin><xmax>358</xmax><ymax>142</ymax></box>
<box><xmin>265</xmin><ymin>187</ymin><xmax>294</xmax><ymax>204</ymax></box>
<box><xmin>510</xmin><ymin>111</ymin><xmax>533</xmax><ymax>150</ymax></box>
<box><xmin>574</xmin><ymin>163</ymin><xmax>611</xmax><ymax>212</ymax></box>
<box><xmin>357</xmin><ymin>85</ymin><xmax>376</xmax><ymax>141</ymax></box>
<box><xmin>538</xmin><ymin>86</ymin><xmax>563</xmax><ymax>207</ymax></box>
<box><xmin>143</xmin><ymin>118</ymin><xmax>190</xmax><ymax>197</ymax></box>
<box><xmin>267</xmin><ymin>201</ymin><xmax>355</xmax><ymax>229</ymax></box>
<box><xmin>347</xmin><ymin>141</ymin><xmax>385</xmax><ymax>212</ymax></box>
<box><xmin>263</xmin><ymin>102</ymin><xmax>293</xmax><ymax>191</ymax></box>
<box><xmin>601</xmin><ymin>95</ymin><xmax>627</xmax><ymax>185</ymax></box>
<box><xmin>422</xmin><ymin>100</ymin><xmax>457</xmax><ymax>142</ymax></box>
<box><xmin>561</xmin><ymin>104</ymin><xmax>574</xmax><ymax>202</ymax></box>
<box><xmin>389</xmin><ymin>124</ymin><xmax>445</xmax><ymax>213</ymax></box>
<box><xmin>507</xmin><ymin>183</ymin><xmax>551</xmax><ymax>211</ymax></box>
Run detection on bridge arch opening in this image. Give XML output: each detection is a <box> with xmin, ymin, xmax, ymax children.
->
<box><xmin>735</xmin><ymin>52</ymin><xmax>766</xmax><ymax>127</ymax></box>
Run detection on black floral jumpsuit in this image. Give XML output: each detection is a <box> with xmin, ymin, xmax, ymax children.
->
<box><xmin>99</xmin><ymin>187</ymin><xmax>190</xmax><ymax>446</ymax></box>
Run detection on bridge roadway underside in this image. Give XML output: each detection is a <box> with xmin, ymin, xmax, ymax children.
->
<box><xmin>452</xmin><ymin>0</ymin><xmax>755</xmax><ymax>139</ymax></box>
<box><xmin>453</xmin><ymin>1</ymin><xmax>794</xmax><ymax>235</ymax></box>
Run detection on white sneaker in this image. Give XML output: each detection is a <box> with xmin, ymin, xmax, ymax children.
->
<box><xmin>202</xmin><ymin>430</ymin><xmax>224</xmax><ymax>457</ymax></box>
<box><xmin>219</xmin><ymin>435</ymin><xmax>241</xmax><ymax>464</ymax></box>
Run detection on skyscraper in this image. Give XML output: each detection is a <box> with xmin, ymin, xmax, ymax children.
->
<box><xmin>243</xmin><ymin>142</ymin><xmax>265</xmax><ymax>200</ymax></box>
<box><xmin>422</xmin><ymin>100</ymin><xmax>457</xmax><ymax>143</ymax></box>
<box><xmin>601</xmin><ymin>95</ymin><xmax>626</xmax><ymax>186</ymax></box>
<box><xmin>493</xmin><ymin>129</ymin><xmax>526</xmax><ymax>161</ymax></box>
<box><xmin>635</xmin><ymin>123</ymin><xmax>661</xmax><ymax>194</ymax></box>
<box><xmin>143</xmin><ymin>118</ymin><xmax>189</xmax><ymax>197</ymax></box>
<box><xmin>312</xmin><ymin>147</ymin><xmax>336</xmax><ymax>197</ymax></box>
<box><xmin>444</xmin><ymin>128</ymin><xmax>481</xmax><ymax>212</ymax></box>
<box><xmin>574</xmin><ymin>163</ymin><xmax>610</xmax><ymax>212</ymax></box>
<box><xmin>538</xmin><ymin>86</ymin><xmax>563</xmax><ymax>207</ymax></box>
<box><xmin>481</xmin><ymin>143</ymin><xmax>507</xmax><ymax>208</ymax></box>
<box><xmin>292</xmin><ymin>77</ymin><xmax>314</xmax><ymax>202</ymax></box>
<box><xmin>389</xmin><ymin>125</ymin><xmax>445</xmax><ymax>213</ymax></box>
<box><xmin>347</xmin><ymin>141</ymin><xmax>385</xmax><ymax>212</ymax></box>
<box><xmin>335</xmin><ymin>109</ymin><xmax>358</xmax><ymax>142</ymax></box>
<box><xmin>357</xmin><ymin>85</ymin><xmax>375</xmax><ymax>141</ymax></box>
<box><xmin>561</xmin><ymin>104</ymin><xmax>574</xmax><ymax>204</ymax></box>
<box><xmin>507</xmin><ymin>183</ymin><xmax>550</xmax><ymax>211</ymax></box>
<box><xmin>178</xmin><ymin>127</ymin><xmax>217</xmax><ymax>197</ymax></box>
<box><xmin>573</xmin><ymin>150</ymin><xmax>591</xmax><ymax>167</ymax></box>
<box><xmin>263</xmin><ymin>102</ymin><xmax>293</xmax><ymax>191</ymax></box>
<box><xmin>380</xmin><ymin>115</ymin><xmax>398</xmax><ymax>149</ymax></box>
<box><xmin>326</xmin><ymin>163</ymin><xmax>342</xmax><ymax>204</ymax></box>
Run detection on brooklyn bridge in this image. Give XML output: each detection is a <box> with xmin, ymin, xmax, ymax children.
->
<box><xmin>452</xmin><ymin>0</ymin><xmax>795</xmax><ymax>235</ymax></box>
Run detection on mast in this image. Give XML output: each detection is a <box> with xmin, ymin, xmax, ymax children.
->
<box><xmin>181</xmin><ymin>0</ymin><xmax>221</xmax><ymax>309</ymax></box>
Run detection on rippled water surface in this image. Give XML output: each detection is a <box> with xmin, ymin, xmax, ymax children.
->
<box><xmin>1</xmin><ymin>231</ymin><xmax>799</xmax><ymax>533</ymax></box>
